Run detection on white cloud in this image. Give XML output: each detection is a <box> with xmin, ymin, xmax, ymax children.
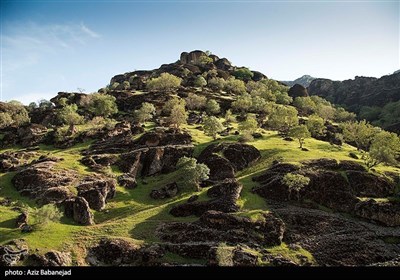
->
<box><xmin>1</xmin><ymin>22</ymin><xmax>101</xmax><ymax>70</ymax></box>
<box><xmin>1</xmin><ymin>22</ymin><xmax>101</xmax><ymax>101</ymax></box>
<box><xmin>80</xmin><ymin>23</ymin><xmax>100</xmax><ymax>38</ymax></box>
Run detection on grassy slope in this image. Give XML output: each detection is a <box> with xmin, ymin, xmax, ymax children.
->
<box><xmin>0</xmin><ymin>124</ymin><xmax>399</xmax><ymax>265</ymax></box>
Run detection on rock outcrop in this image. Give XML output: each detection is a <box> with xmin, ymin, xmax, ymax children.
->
<box><xmin>157</xmin><ymin>210</ymin><xmax>285</xmax><ymax>260</ymax></box>
<box><xmin>252</xmin><ymin>159</ymin><xmax>396</xmax><ymax>215</ymax></box>
<box><xmin>169</xmin><ymin>179</ymin><xmax>242</xmax><ymax>217</ymax></box>
<box><xmin>64</xmin><ymin>197</ymin><xmax>94</xmax><ymax>225</ymax></box>
<box><xmin>28</xmin><ymin>251</ymin><xmax>72</xmax><ymax>266</ymax></box>
<box><xmin>76</xmin><ymin>176</ymin><xmax>116</xmax><ymax>211</ymax></box>
<box><xmin>88</xmin><ymin>238</ymin><xmax>164</xmax><ymax>266</ymax></box>
<box><xmin>198</xmin><ymin>143</ymin><xmax>260</xmax><ymax>182</ymax></box>
<box><xmin>288</xmin><ymin>84</ymin><xmax>308</xmax><ymax>98</ymax></box>
<box><xmin>12</xmin><ymin>160</ymin><xmax>76</xmax><ymax>204</ymax></box>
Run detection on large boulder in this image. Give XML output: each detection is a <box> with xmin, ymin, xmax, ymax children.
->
<box><xmin>288</xmin><ymin>84</ymin><xmax>308</xmax><ymax>98</ymax></box>
<box><xmin>12</xmin><ymin>161</ymin><xmax>76</xmax><ymax>204</ymax></box>
<box><xmin>63</xmin><ymin>197</ymin><xmax>94</xmax><ymax>225</ymax></box>
<box><xmin>170</xmin><ymin>179</ymin><xmax>242</xmax><ymax>217</ymax></box>
<box><xmin>76</xmin><ymin>176</ymin><xmax>116</xmax><ymax>211</ymax></box>
<box><xmin>354</xmin><ymin>199</ymin><xmax>400</xmax><ymax>227</ymax></box>
<box><xmin>150</xmin><ymin>183</ymin><xmax>178</xmax><ymax>200</ymax></box>
<box><xmin>88</xmin><ymin>238</ymin><xmax>164</xmax><ymax>266</ymax></box>
<box><xmin>198</xmin><ymin>143</ymin><xmax>260</xmax><ymax>182</ymax></box>
<box><xmin>17</xmin><ymin>124</ymin><xmax>48</xmax><ymax>147</ymax></box>
<box><xmin>159</xmin><ymin>210</ymin><xmax>285</xmax><ymax>249</ymax></box>
<box><xmin>180</xmin><ymin>50</ymin><xmax>207</xmax><ymax>65</ymax></box>
<box><xmin>346</xmin><ymin>171</ymin><xmax>395</xmax><ymax>197</ymax></box>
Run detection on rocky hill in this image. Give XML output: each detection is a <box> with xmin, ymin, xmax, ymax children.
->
<box><xmin>282</xmin><ymin>75</ymin><xmax>316</xmax><ymax>87</ymax></box>
<box><xmin>0</xmin><ymin>50</ymin><xmax>399</xmax><ymax>267</ymax></box>
<box><xmin>308</xmin><ymin>73</ymin><xmax>400</xmax><ymax>113</ymax></box>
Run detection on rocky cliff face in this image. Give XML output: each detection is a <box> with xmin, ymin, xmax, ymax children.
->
<box><xmin>307</xmin><ymin>73</ymin><xmax>400</xmax><ymax>112</ymax></box>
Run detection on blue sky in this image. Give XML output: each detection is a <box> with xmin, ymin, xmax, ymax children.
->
<box><xmin>1</xmin><ymin>0</ymin><xmax>399</xmax><ymax>103</ymax></box>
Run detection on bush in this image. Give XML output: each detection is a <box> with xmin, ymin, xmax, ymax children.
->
<box><xmin>239</xmin><ymin>114</ymin><xmax>258</xmax><ymax>135</ymax></box>
<box><xmin>57</xmin><ymin>104</ymin><xmax>84</xmax><ymax>125</ymax></box>
<box><xmin>38</xmin><ymin>99</ymin><xmax>54</xmax><ymax>109</ymax></box>
<box><xmin>224</xmin><ymin>109</ymin><xmax>235</xmax><ymax>125</ymax></box>
<box><xmin>363</xmin><ymin>131</ymin><xmax>400</xmax><ymax>169</ymax></box>
<box><xmin>0</xmin><ymin>102</ymin><xmax>30</xmax><ymax>128</ymax></box>
<box><xmin>293</xmin><ymin>97</ymin><xmax>317</xmax><ymax>115</ymax></box>
<box><xmin>203</xmin><ymin>116</ymin><xmax>224</xmax><ymax>140</ymax></box>
<box><xmin>185</xmin><ymin>93</ymin><xmax>207</xmax><ymax>110</ymax></box>
<box><xmin>206</xmin><ymin>99</ymin><xmax>220</xmax><ymax>115</ymax></box>
<box><xmin>267</xmin><ymin>105</ymin><xmax>298</xmax><ymax>134</ymax></box>
<box><xmin>30</xmin><ymin>204</ymin><xmax>63</xmax><ymax>230</ymax></box>
<box><xmin>288</xmin><ymin>125</ymin><xmax>311</xmax><ymax>149</ymax></box>
<box><xmin>335</xmin><ymin>107</ymin><xmax>356</xmax><ymax>122</ymax></box>
<box><xmin>282</xmin><ymin>173</ymin><xmax>310</xmax><ymax>201</ymax></box>
<box><xmin>176</xmin><ymin>157</ymin><xmax>210</xmax><ymax>191</ymax></box>
<box><xmin>197</xmin><ymin>54</ymin><xmax>213</xmax><ymax>66</ymax></box>
<box><xmin>168</xmin><ymin>101</ymin><xmax>187</xmax><ymax>128</ymax></box>
<box><xmin>232</xmin><ymin>93</ymin><xmax>252</xmax><ymax>113</ymax></box>
<box><xmin>0</xmin><ymin>112</ymin><xmax>13</xmax><ymax>129</ymax></box>
<box><xmin>85</xmin><ymin>93</ymin><xmax>118</xmax><ymax>117</ymax></box>
<box><xmin>208</xmin><ymin>77</ymin><xmax>226</xmax><ymax>91</ymax></box>
<box><xmin>194</xmin><ymin>76</ymin><xmax>207</xmax><ymax>88</ymax></box>
<box><xmin>163</xmin><ymin>97</ymin><xmax>185</xmax><ymax>115</ymax></box>
<box><xmin>147</xmin><ymin>73</ymin><xmax>182</xmax><ymax>92</ymax></box>
<box><xmin>224</xmin><ymin>77</ymin><xmax>246</xmax><ymax>94</ymax></box>
<box><xmin>134</xmin><ymin>102</ymin><xmax>156</xmax><ymax>124</ymax></box>
<box><xmin>275</xmin><ymin>91</ymin><xmax>292</xmax><ymax>105</ymax></box>
<box><xmin>341</xmin><ymin>120</ymin><xmax>378</xmax><ymax>151</ymax></box>
<box><xmin>239</xmin><ymin>132</ymin><xmax>254</xmax><ymax>143</ymax></box>
<box><xmin>233</xmin><ymin>67</ymin><xmax>254</xmax><ymax>81</ymax></box>
<box><xmin>306</xmin><ymin>114</ymin><xmax>325</xmax><ymax>138</ymax></box>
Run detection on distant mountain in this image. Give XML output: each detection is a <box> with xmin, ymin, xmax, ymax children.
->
<box><xmin>393</xmin><ymin>70</ymin><xmax>400</xmax><ymax>74</ymax></box>
<box><xmin>281</xmin><ymin>75</ymin><xmax>316</xmax><ymax>87</ymax></box>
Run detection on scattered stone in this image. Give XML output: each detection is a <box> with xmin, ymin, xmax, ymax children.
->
<box><xmin>117</xmin><ymin>174</ymin><xmax>137</xmax><ymax>189</ymax></box>
<box><xmin>150</xmin><ymin>183</ymin><xmax>178</xmax><ymax>200</ymax></box>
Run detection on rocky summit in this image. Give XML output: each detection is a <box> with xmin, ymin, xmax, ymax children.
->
<box><xmin>0</xmin><ymin>50</ymin><xmax>399</xmax><ymax>267</ymax></box>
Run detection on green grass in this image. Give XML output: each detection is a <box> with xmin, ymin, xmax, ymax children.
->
<box><xmin>1</xmin><ymin>122</ymin><xmax>399</xmax><ymax>264</ymax></box>
<box><xmin>264</xmin><ymin>242</ymin><xmax>316</xmax><ymax>266</ymax></box>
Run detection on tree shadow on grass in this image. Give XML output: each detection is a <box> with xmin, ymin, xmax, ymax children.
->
<box><xmin>0</xmin><ymin>218</ymin><xmax>16</xmax><ymax>229</ymax></box>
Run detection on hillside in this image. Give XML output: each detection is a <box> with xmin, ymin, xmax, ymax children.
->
<box><xmin>281</xmin><ymin>75</ymin><xmax>316</xmax><ymax>87</ymax></box>
<box><xmin>1</xmin><ymin>50</ymin><xmax>400</xmax><ymax>267</ymax></box>
<box><xmin>308</xmin><ymin>73</ymin><xmax>400</xmax><ymax>133</ymax></box>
